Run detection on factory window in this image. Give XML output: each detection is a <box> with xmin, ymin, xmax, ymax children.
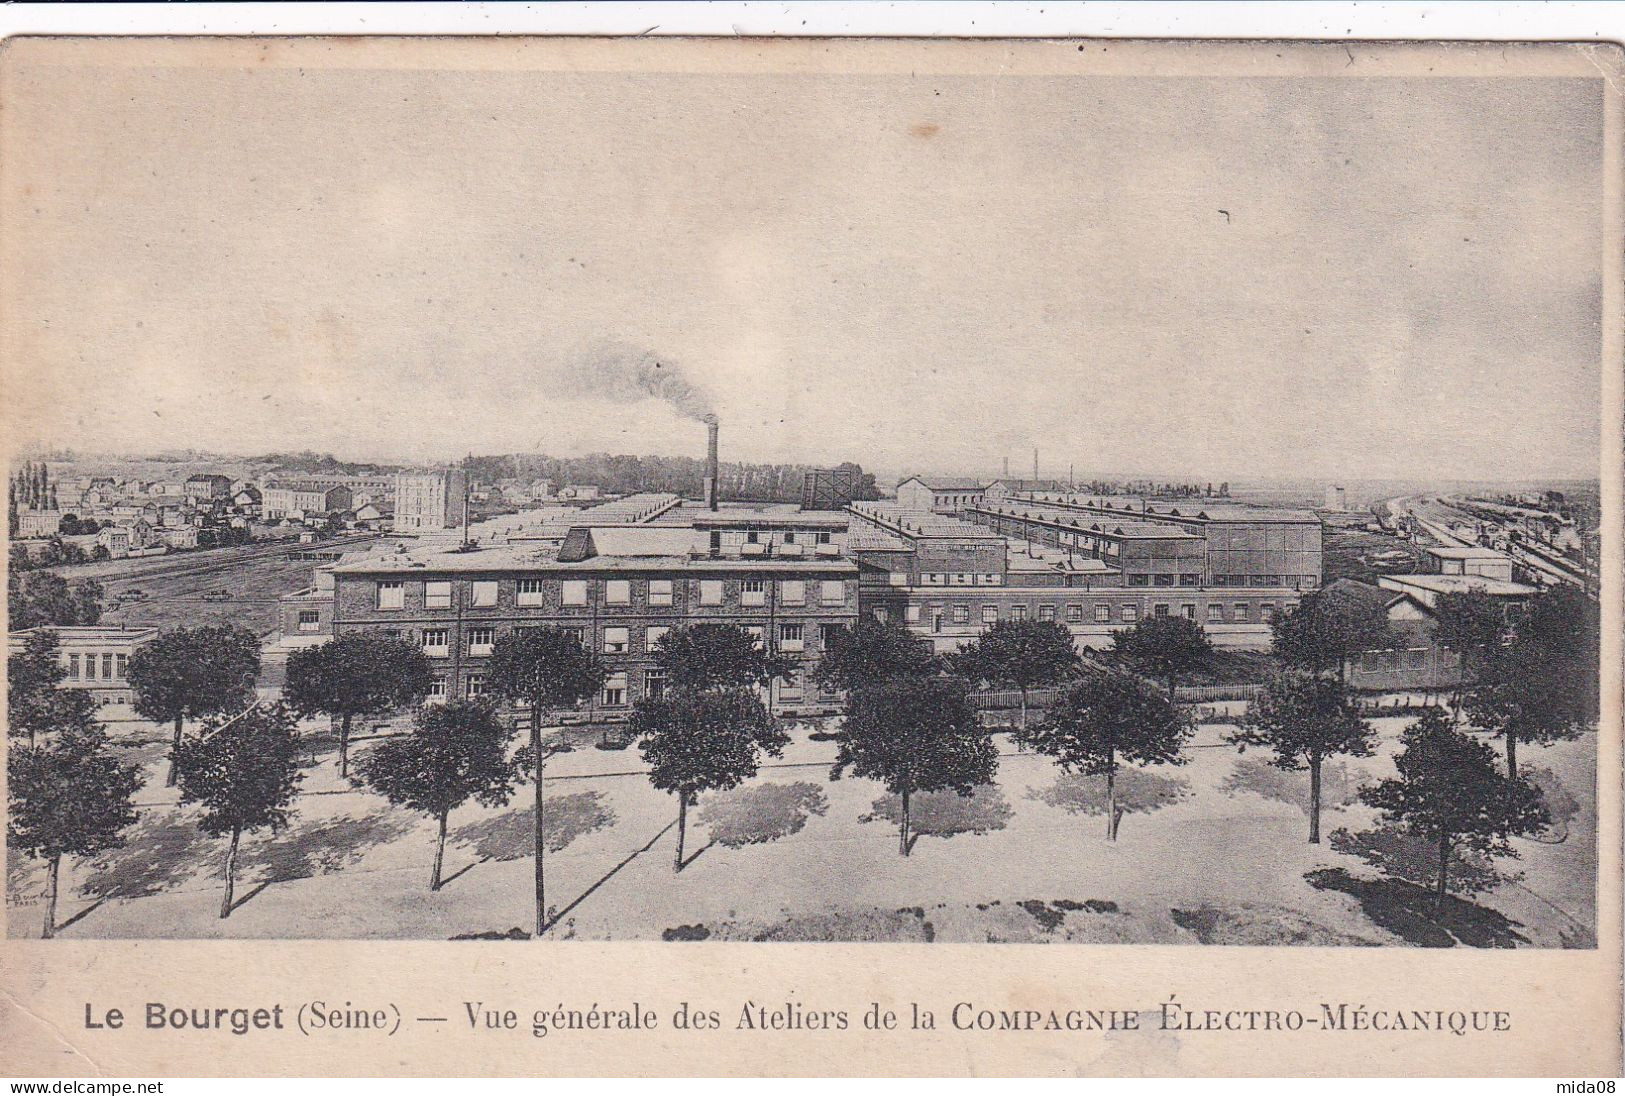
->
<box><xmin>979</xmin><ymin>573</ymin><xmax>1002</xmax><ymax>585</ymax></box>
<box><xmin>1154</xmin><ymin>574</ymin><xmax>1176</xmax><ymax>587</ymax></box>
<box><xmin>931</xmin><ymin>611</ymin><xmax>944</xmax><ymax>634</ymax></box>
<box><xmin>699</xmin><ymin>580</ymin><xmax>724</xmax><ymax>606</ymax></box>
<box><xmin>742</xmin><ymin>579</ymin><xmax>766</xmax><ymax>607</ymax></box>
<box><xmin>422</xmin><ymin>628</ymin><xmax>449</xmax><ymax>656</ymax></box>
<box><xmin>1262</xmin><ymin>575</ymin><xmax>1281</xmax><ymax>586</ymax></box>
<box><xmin>470</xmin><ymin>581</ymin><xmax>498</xmax><ymax>607</ymax></box>
<box><xmin>1010</xmin><ymin>604</ymin><xmax>1028</xmax><ymax>622</ymax></box>
<box><xmin>1180</xmin><ymin>574</ymin><xmax>1202</xmax><ymax>587</ymax></box>
<box><xmin>780</xmin><ymin>580</ymin><xmax>805</xmax><ymax>606</ymax></box>
<box><xmin>905</xmin><ymin>605</ymin><xmax>921</xmax><ymax>624</ymax></box>
<box><xmin>517</xmin><ymin>578</ymin><xmax>546</xmax><ymax>607</ymax></box>
<box><xmin>468</xmin><ymin>627</ymin><xmax>495</xmax><ymax>656</ymax></box>
<box><xmin>603</xmin><ymin>627</ymin><xmax>629</xmax><ymax>654</ymax></box>
<box><xmin>378</xmin><ymin>581</ymin><xmax>405</xmax><ymax>610</ymax></box>
<box><xmin>982</xmin><ymin>605</ymin><xmax>998</xmax><ymax>624</ymax></box>
<box><xmin>648</xmin><ymin>579</ymin><xmax>674</xmax><ymax>606</ymax></box>
<box><xmin>464</xmin><ymin>673</ymin><xmax>487</xmax><ymax>699</ymax></box>
<box><xmin>602</xmin><ymin>673</ymin><xmax>627</xmax><ymax>707</ymax></box>
<box><xmin>84</xmin><ymin>654</ymin><xmax>98</xmax><ymax>681</ymax></box>
<box><xmin>425</xmin><ymin>581</ymin><xmax>452</xmax><ymax>609</ymax></box>
<box><xmin>889</xmin><ymin>572</ymin><xmax>909</xmax><ymax>587</ymax></box>
<box><xmin>953</xmin><ymin>604</ymin><xmax>970</xmax><ymax>624</ymax></box>
<box><xmin>1234</xmin><ymin>603</ymin><xmax>1250</xmax><ymax>622</ymax></box>
<box><xmin>1206</xmin><ymin>605</ymin><xmax>1225</xmax><ymax>624</ymax></box>
<box><xmin>426</xmin><ymin>678</ymin><xmax>447</xmax><ymax>703</ymax></box>
<box><xmin>1127</xmin><ymin>574</ymin><xmax>1149</xmax><ymax>587</ymax></box>
<box><xmin>779</xmin><ymin>674</ymin><xmax>804</xmax><ymax>702</ymax></box>
<box><xmin>66</xmin><ymin>654</ymin><xmax>80</xmax><ymax>680</ymax></box>
<box><xmin>1066</xmin><ymin>604</ymin><xmax>1083</xmax><ymax>623</ymax></box>
<box><xmin>821</xmin><ymin>580</ymin><xmax>846</xmax><ymax>606</ymax></box>
<box><xmin>709</xmin><ymin>531</ymin><xmax>722</xmax><ymax>552</ymax></box>
<box><xmin>747</xmin><ymin>531</ymin><xmax>760</xmax><ymax>544</ymax></box>
<box><xmin>817</xmin><ymin>532</ymin><xmax>832</xmax><ymax>545</ymax></box>
<box><xmin>605</xmin><ymin>580</ymin><xmax>631</xmax><ymax>606</ymax></box>
<box><xmin>645</xmin><ymin>668</ymin><xmax>668</xmax><ymax>700</ymax></box>
<box><xmin>922</xmin><ymin>573</ymin><xmax>944</xmax><ymax>586</ymax></box>
<box><xmin>103</xmin><ymin>653</ymin><xmax>115</xmax><ymax>679</ymax></box>
<box><xmin>1404</xmin><ymin>648</ymin><xmax>1427</xmax><ymax>670</ymax></box>
<box><xmin>819</xmin><ymin>623</ymin><xmax>845</xmax><ymax>647</ymax></box>
<box><xmin>1260</xmin><ymin>602</ymin><xmax>1276</xmax><ymax>620</ymax></box>
<box><xmin>1094</xmin><ymin>604</ymin><xmax>1111</xmax><ymax>624</ymax></box>
<box><xmin>562</xmin><ymin>580</ymin><xmax>588</xmax><ymax>607</ymax></box>
<box><xmin>299</xmin><ymin>610</ymin><xmax>321</xmax><ymax>633</ymax></box>
<box><xmin>1122</xmin><ymin>604</ymin><xmax>1139</xmax><ymax>623</ymax></box>
<box><xmin>779</xmin><ymin>623</ymin><xmax>805</xmax><ymax>651</ymax></box>
<box><xmin>647</xmin><ymin>625</ymin><xmax>670</xmax><ymax>650</ymax></box>
<box><xmin>1181</xmin><ymin>604</ymin><xmax>1196</xmax><ymax>620</ymax></box>
<box><xmin>746</xmin><ymin>625</ymin><xmax>765</xmax><ymax>648</ymax></box>
<box><xmin>951</xmin><ymin>573</ymin><xmax>972</xmax><ymax>586</ymax></box>
<box><xmin>1038</xmin><ymin>605</ymin><xmax>1056</xmax><ymax>622</ymax></box>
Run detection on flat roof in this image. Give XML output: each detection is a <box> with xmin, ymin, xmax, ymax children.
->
<box><xmin>1378</xmin><ymin>574</ymin><xmax>1536</xmax><ymax>597</ymax></box>
<box><xmin>331</xmin><ymin>542</ymin><xmax>855</xmax><ymax>575</ymax></box>
<box><xmin>1422</xmin><ymin>545</ymin><xmax>1509</xmax><ymax>560</ymax></box>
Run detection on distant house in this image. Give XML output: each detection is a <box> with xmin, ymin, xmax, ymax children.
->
<box><xmin>262</xmin><ymin>483</ymin><xmax>353</xmax><ymax>520</ymax></box>
<box><xmin>185</xmin><ymin>474</ymin><xmax>234</xmax><ymax>502</ymax></box>
<box><xmin>983</xmin><ymin>478</ymin><xmax>1069</xmax><ymax>502</ymax></box>
<box><xmin>16</xmin><ymin>508</ymin><xmax>61</xmax><ymax>538</ymax></box>
<box><xmin>1416</xmin><ymin>544</ymin><xmax>1516</xmax><ymax>583</ymax></box>
<box><xmin>160</xmin><ymin>526</ymin><xmax>199</xmax><ymax>550</ymax></box>
<box><xmin>559</xmin><ymin>484</ymin><xmax>602</xmax><ymax>501</ymax></box>
<box><xmin>894</xmin><ymin>476</ymin><xmax>989</xmax><ymax>513</ymax></box>
<box><xmin>1328</xmin><ymin>576</ymin><xmax>1535</xmax><ymax>692</ymax></box>
<box><xmin>97</xmin><ymin>519</ymin><xmax>158</xmax><ymax>558</ymax></box>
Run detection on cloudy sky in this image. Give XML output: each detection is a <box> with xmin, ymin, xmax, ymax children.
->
<box><xmin>1</xmin><ymin>40</ymin><xmax>1607</xmax><ymax>481</ymax></box>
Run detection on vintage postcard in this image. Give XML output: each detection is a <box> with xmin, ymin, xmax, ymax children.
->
<box><xmin>1</xmin><ymin>34</ymin><xmax>1619</xmax><ymax>1077</ymax></box>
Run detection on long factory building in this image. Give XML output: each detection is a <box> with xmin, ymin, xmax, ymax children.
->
<box><xmin>283</xmin><ymin>485</ymin><xmax>1321</xmax><ymax>717</ymax></box>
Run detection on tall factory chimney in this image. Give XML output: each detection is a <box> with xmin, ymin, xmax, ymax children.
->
<box><xmin>704</xmin><ymin>417</ymin><xmax>720</xmax><ymax>510</ymax></box>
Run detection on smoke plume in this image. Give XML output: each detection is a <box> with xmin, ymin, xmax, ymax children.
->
<box><xmin>564</xmin><ymin>339</ymin><xmax>716</xmax><ymax>423</ymax></box>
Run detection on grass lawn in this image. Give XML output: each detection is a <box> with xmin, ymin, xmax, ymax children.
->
<box><xmin>6</xmin><ymin>714</ymin><xmax>1596</xmax><ymax>947</ymax></box>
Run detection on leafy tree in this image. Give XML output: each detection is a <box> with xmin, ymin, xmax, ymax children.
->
<box><xmin>283</xmin><ymin>632</ymin><xmax>432</xmax><ymax>779</ymax></box>
<box><xmin>1020</xmin><ymin>668</ymin><xmax>1191</xmax><ymax>840</ymax></box>
<box><xmin>652</xmin><ymin>623</ymin><xmax>792</xmax><ymax>694</ymax></box>
<box><xmin>1270</xmin><ymin>584</ymin><xmax>1395</xmax><ymax>684</ymax></box>
<box><xmin>814</xmin><ymin>618</ymin><xmax>937</xmax><ymax>693</ymax></box>
<box><xmin>1431</xmin><ymin>589</ymin><xmax>1508</xmax><ymax>720</ymax></box>
<box><xmin>1360</xmin><ymin>709</ymin><xmax>1547</xmax><ymax>908</ymax></box>
<box><xmin>631</xmin><ymin>688</ymin><xmax>789</xmax><ymax>870</ymax></box>
<box><xmin>1228</xmin><ymin>670</ymin><xmax>1376</xmax><ymax>843</ymax></box>
<box><xmin>7</xmin><ymin>725</ymin><xmax>141</xmax><ymax>937</ymax></box>
<box><xmin>353</xmin><ymin>699</ymin><xmax>520</xmax><ymax>890</ymax></box>
<box><xmin>128</xmin><ymin>625</ymin><xmax>262</xmax><ymax>787</ymax></box>
<box><xmin>174</xmin><ymin>702</ymin><xmax>303</xmax><ymax>919</ymax></box>
<box><xmin>1465</xmin><ymin>584</ymin><xmax>1599</xmax><ymax>778</ymax></box>
<box><xmin>949</xmin><ymin>619</ymin><xmax>1079</xmax><ymax>730</ymax></box>
<box><xmin>486</xmin><ymin>626</ymin><xmax>606</xmax><ymax>937</ymax></box>
<box><xmin>831</xmin><ymin>675</ymin><xmax>997</xmax><ymax>856</ymax></box>
<box><xmin>1110</xmin><ymin>614</ymin><xmax>1214</xmax><ymax>702</ymax></box>
<box><xmin>8</xmin><ymin>629</ymin><xmax>99</xmax><ymax>747</ymax></box>
<box><xmin>8</xmin><ymin>571</ymin><xmax>104</xmax><ymax>631</ymax></box>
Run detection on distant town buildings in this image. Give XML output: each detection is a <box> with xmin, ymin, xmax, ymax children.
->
<box><xmin>262</xmin><ymin>482</ymin><xmax>354</xmax><ymax>521</ymax></box>
<box><xmin>393</xmin><ymin>468</ymin><xmax>469</xmax><ymax>533</ymax></box>
<box><xmin>1325</xmin><ymin>484</ymin><xmax>1347</xmax><ymax>510</ymax></box>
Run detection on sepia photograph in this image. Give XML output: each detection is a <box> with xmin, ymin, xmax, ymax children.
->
<box><xmin>0</xmin><ymin>23</ymin><xmax>1620</xmax><ymax>1081</ymax></box>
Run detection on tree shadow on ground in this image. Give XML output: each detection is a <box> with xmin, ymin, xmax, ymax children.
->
<box><xmin>699</xmin><ymin>782</ymin><xmax>829</xmax><ymax>848</ymax></box>
<box><xmin>1305</xmin><ymin>867</ymin><xmax>1528</xmax><ymax>948</ymax></box>
<box><xmin>862</xmin><ymin>785</ymin><xmax>1012</xmax><ymax>842</ymax></box>
<box><xmin>1521</xmin><ymin>765</ymin><xmax>1581</xmax><ymax>844</ymax></box>
<box><xmin>244</xmin><ymin>811</ymin><xmax>415</xmax><ymax>884</ymax></box>
<box><xmin>1220</xmin><ymin>755</ymin><xmax>1363</xmax><ymax>814</ymax></box>
<box><xmin>1028</xmin><ymin>769</ymin><xmax>1191</xmax><ymax>817</ymax></box>
<box><xmin>1328</xmin><ymin>823</ymin><xmax>1511</xmax><ymax>896</ymax></box>
<box><xmin>79</xmin><ymin>812</ymin><xmax>223</xmax><ymax>901</ymax></box>
<box><xmin>451</xmin><ymin>791</ymin><xmax>616</xmax><ymax>862</ymax></box>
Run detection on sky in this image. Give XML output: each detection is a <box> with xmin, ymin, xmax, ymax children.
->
<box><xmin>1</xmin><ymin>40</ymin><xmax>1608</xmax><ymax>481</ymax></box>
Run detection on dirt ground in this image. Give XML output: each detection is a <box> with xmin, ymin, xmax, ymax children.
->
<box><xmin>5</xmin><ymin>714</ymin><xmax>1597</xmax><ymax>948</ymax></box>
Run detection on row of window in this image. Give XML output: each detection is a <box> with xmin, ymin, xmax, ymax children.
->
<box><xmin>1124</xmin><ymin>573</ymin><xmax>1204</xmax><ymax>587</ymax></box>
<box><xmin>61</xmin><ymin>652</ymin><xmax>129</xmax><ymax>682</ymax></box>
<box><xmin>903</xmin><ymin>599</ymin><xmax>1285</xmax><ymax>629</ymax></box>
<box><xmin>434</xmin><ymin>666</ymin><xmax>831</xmax><ymax>707</ymax></box>
<box><xmin>416</xmin><ymin>620</ymin><xmax>836</xmax><ymax>658</ymax></box>
<box><xmin>1209</xmin><ymin>574</ymin><xmax>1320</xmax><ymax>588</ymax></box>
<box><xmin>917</xmin><ymin>573</ymin><xmax>1004</xmax><ymax>586</ymax></box>
<box><xmin>377</xmin><ymin>577</ymin><xmax>848</xmax><ymax>611</ymax></box>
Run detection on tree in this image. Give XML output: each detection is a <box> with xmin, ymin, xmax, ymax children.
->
<box><xmin>486</xmin><ymin>627</ymin><xmax>606</xmax><ymax>937</ymax></box>
<box><xmin>8</xmin><ymin>629</ymin><xmax>99</xmax><ymax>748</ymax></box>
<box><xmin>831</xmin><ymin>676</ymin><xmax>997</xmax><ymax>856</ymax></box>
<box><xmin>174</xmin><ymin>702</ymin><xmax>303</xmax><ymax>919</ymax></box>
<box><xmin>1110</xmin><ymin>614</ymin><xmax>1215</xmax><ymax>702</ymax></box>
<box><xmin>814</xmin><ymin>618</ymin><xmax>937</xmax><ymax>693</ymax></box>
<box><xmin>950</xmin><ymin>619</ymin><xmax>1079</xmax><ymax>730</ymax></box>
<box><xmin>651</xmin><ymin>623</ymin><xmax>792</xmax><ymax>694</ymax></box>
<box><xmin>1431</xmin><ymin>589</ymin><xmax>1508</xmax><ymax>720</ymax></box>
<box><xmin>1270</xmin><ymin>584</ymin><xmax>1395</xmax><ymax>684</ymax></box>
<box><xmin>7</xmin><ymin>725</ymin><xmax>141</xmax><ymax>937</ymax></box>
<box><xmin>1020</xmin><ymin>668</ymin><xmax>1191</xmax><ymax>840</ymax></box>
<box><xmin>283</xmin><ymin>632</ymin><xmax>432</xmax><ymax>779</ymax></box>
<box><xmin>352</xmin><ymin>699</ymin><xmax>520</xmax><ymax>890</ymax></box>
<box><xmin>631</xmin><ymin>688</ymin><xmax>790</xmax><ymax>870</ymax></box>
<box><xmin>1360</xmin><ymin>709</ymin><xmax>1546</xmax><ymax>908</ymax></box>
<box><xmin>128</xmin><ymin>625</ymin><xmax>262</xmax><ymax>787</ymax></box>
<box><xmin>8</xmin><ymin>570</ymin><xmax>104</xmax><ymax>631</ymax></box>
<box><xmin>1228</xmin><ymin>670</ymin><xmax>1376</xmax><ymax>843</ymax></box>
<box><xmin>1465</xmin><ymin>584</ymin><xmax>1599</xmax><ymax>778</ymax></box>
